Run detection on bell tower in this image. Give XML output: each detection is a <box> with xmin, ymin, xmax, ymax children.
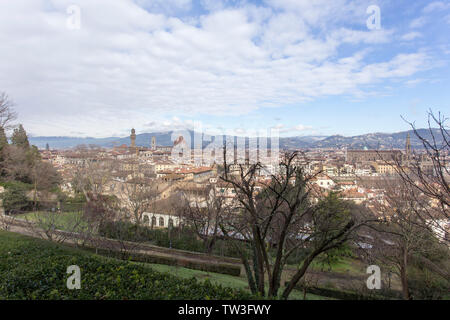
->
<box><xmin>405</xmin><ymin>133</ymin><xmax>411</xmax><ymax>157</ymax></box>
<box><xmin>130</xmin><ymin>128</ymin><xmax>136</xmax><ymax>148</ymax></box>
<box><xmin>151</xmin><ymin>136</ymin><xmax>156</xmax><ymax>150</ymax></box>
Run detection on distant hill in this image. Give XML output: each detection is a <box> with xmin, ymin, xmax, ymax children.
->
<box><xmin>29</xmin><ymin>129</ymin><xmax>440</xmax><ymax>150</ymax></box>
<box><xmin>309</xmin><ymin>129</ymin><xmax>439</xmax><ymax>150</ymax></box>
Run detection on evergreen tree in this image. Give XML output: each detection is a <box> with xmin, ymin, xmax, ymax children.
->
<box><xmin>11</xmin><ymin>124</ymin><xmax>30</xmax><ymax>149</ymax></box>
<box><xmin>0</xmin><ymin>126</ymin><xmax>8</xmax><ymax>177</ymax></box>
<box><xmin>0</xmin><ymin>126</ymin><xmax>7</xmax><ymax>151</ymax></box>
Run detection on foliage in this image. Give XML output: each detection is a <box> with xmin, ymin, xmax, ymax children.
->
<box><xmin>98</xmin><ymin>221</ymin><xmax>244</xmax><ymax>258</ymax></box>
<box><xmin>92</xmin><ymin>248</ymin><xmax>241</xmax><ymax>276</ymax></box>
<box><xmin>10</xmin><ymin>124</ymin><xmax>30</xmax><ymax>149</ymax></box>
<box><xmin>0</xmin><ymin>231</ymin><xmax>253</xmax><ymax>300</ymax></box>
<box><xmin>408</xmin><ymin>266</ymin><xmax>450</xmax><ymax>300</ymax></box>
<box><xmin>98</xmin><ymin>220</ymin><xmax>155</xmax><ymax>243</ymax></box>
<box><xmin>0</xmin><ymin>181</ymin><xmax>32</xmax><ymax>214</ymax></box>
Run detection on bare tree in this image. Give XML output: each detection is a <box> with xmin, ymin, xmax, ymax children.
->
<box><xmin>23</xmin><ymin>209</ymin><xmax>84</xmax><ymax>243</ymax></box>
<box><xmin>120</xmin><ymin>175</ymin><xmax>159</xmax><ymax>225</ymax></box>
<box><xmin>0</xmin><ymin>92</ymin><xmax>17</xmax><ymax>130</ymax></box>
<box><xmin>368</xmin><ymin>178</ymin><xmax>450</xmax><ymax>299</ymax></box>
<box><xmin>2</xmin><ymin>145</ymin><xmax>33</xmax><ymax>183</ymax></box>
<box><xmin>71</xmin><ymin>145</ymin><xmax>115</xmax><ymax>201</ymax></box>
<box><xmin>395</xmin><ymin>110</ymin><xmax>449</xmax><ymax>242</ymax></box>
<box><xmin>220</xmin><ymin>150</ymin><xmax>377</xmax><ymax>299</ymax></box>
<box><xmin>181</xmin><ymin>186</ymin><xmax>231</xmax><ymax>254</ymax></box>
<box><xmin>0</xmin><ymin>211</ymin><xmax>14</xmax><ymax>231</ymax></box>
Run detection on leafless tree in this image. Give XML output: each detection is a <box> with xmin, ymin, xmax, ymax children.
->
<box><xmin>0</xmin><ymin>212</ymin><xmax>14</xmax><ymax>231</ymax></box>
<box><xmin>2</xmin><ymin>145</ymin><xmax>33</xmax><ymax>183</ymax></box>
<box><xmin>0</xmin><ymin>92</ymin><xmax>17</xmax><ymax>130</ymax></box>
<box><xmin>180</xmin><ymin>186</ymin><xmax>232</xmax><ymax>254</ymax></box>
<box><xmin>368</xmin><ymin>178</ymin><xmax>449</xmax><ymax>299</ymax></box>
<box><xmin>220</xmin><ymin>150</ymin><xmax>377</xmax><ymax>299</ymax></box>
<box><xmin>68</xmin><ymin>146</ymin><xmax>122</xmax><ymax>246</ymax></box>
<box><xmin>120</xmin><ymin>174</ymin><xmax>159</xmax><ymax>225</ymax></box>
<box><xmin>71</xmin><ymin>145</ymin><xmax>115</xmax><ymax>200</ymax></box>
<box><xmin>23</xmin><ymin>209</ymin><xmax>84</xmax><ymax>243</ymax></box>
<box><xmin>395</xmin><ymin>110</ymin><xmax>449</xmax><ymax>242</ymax></box>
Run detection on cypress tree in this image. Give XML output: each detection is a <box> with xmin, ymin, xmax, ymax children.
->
<box><xmin>0</xmin><ymin>127</ymin><xmax>8</xmax><ymax>151</ymax></box>
<box><xmin>0</xmin><ymin>126</ymin><xmax>8</xmax><ymax>176</ymax></box>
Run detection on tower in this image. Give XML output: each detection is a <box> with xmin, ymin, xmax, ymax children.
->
<box><xmin>130</xmin><ymin>128</ymin><xmax>136</xmax><ymax>148</ymax></box>
<box><xmin>405</xmin><ymin>133</ymin><xmax>411</xmax><ymax>157</ymax></box>
<box><xmin>151</xmin><ymin>136</ymin><xmax>156</xmax><ymax>150</ymax></box>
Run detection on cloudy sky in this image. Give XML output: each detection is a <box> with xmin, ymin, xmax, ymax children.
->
<box><xmin>0</xmin><ymin>0</ymin><xmax>449</xmax><ymax>138</ymax></box>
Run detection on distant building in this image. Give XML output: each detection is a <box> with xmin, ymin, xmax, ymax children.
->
<box><xmin>346</xmin><ymin>150</ymin><xmax>403</xmax><ymax>163</ymax></box>
<box><xmin>151</xmin><ymin>136</ymin><xmax>156</xmax><ymax>150</ymax></box>
<box><xmin>130</xmin><ymin>128</ymin><xmax>136</xmax><ymax>153</ymax></box>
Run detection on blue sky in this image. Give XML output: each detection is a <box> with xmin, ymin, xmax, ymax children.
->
<box><xmin>0</xmin><ymin>0</ymin><xmax>449</xmax><ymax>137</ymax></box>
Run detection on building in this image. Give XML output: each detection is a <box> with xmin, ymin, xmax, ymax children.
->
<box><xmin>151</xmin><ymin>136</ymin><xmax>156</xmax><ymax>150</ymax></box>
<box><xmin>346</xmin><ymin>150</ymin><xmax>403</xmax><ymax>163</ymax></box>
<box><xmin>130</xmin><ymin>128</ymin><xmax>136</xmax><ymax>149</ymax></box>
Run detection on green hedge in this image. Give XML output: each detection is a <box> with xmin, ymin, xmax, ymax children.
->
<box><xmin>98</xmin><ymin>220</ymin><xmax>245</xmax><ymax>258</ymax></box>
<box><xmin>90</xmin><ymin>248</ymin><xmax>241</xmax><ymax>276</ymax></box>
<box><xmin>292</xmin><ymin>283</ymin><xmax>401</xmax><ymax>300</ymax></box>
<box><xmin>0</xmin><ymin>231</ymin><xmax>251</xmax><ymax>300</ymax></box>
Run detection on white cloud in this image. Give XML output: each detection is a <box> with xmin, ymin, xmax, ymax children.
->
<box><xmin>293</xmin><ymin>124</ymin><xmax>313</xmax><ymax>132</ymax></box>
<box><xmin>401</xmin><ymin>32</ymin><xmax>422</xmax><ymax>41</ymax></box>
<box><xmin>0</xmin><ymin>0</ymin><xmax>432</xmax><ymax>136</ymax></box>
<box><xmin>423</xmin><ymin>1</ymin><xmax>450</xmax><ymax>13</ymax></box>
<box><xmin>410</xmin><ymin>16</ymin><xmax>427</xmax><ymax>28</ymax></box>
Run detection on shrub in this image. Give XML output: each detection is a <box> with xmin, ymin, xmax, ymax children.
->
<box><xmin>0</xmin><ymin>231</ymin><xmax>252</xmax><ymax>300</ymax></box>
<box><xmin>0</xmin><ymin>181</ymin><xmax>32</xmax><ymax>214</ymax></box>
<box><xmin>408</xmin><ymin>266</ymin><xmax>450</xmax><ymax>300</ymax></box>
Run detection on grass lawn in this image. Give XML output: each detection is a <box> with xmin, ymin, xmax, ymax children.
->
<box><xmin>145</xmin><ymin>263</ymin><xmax>332</xmax><ymax>300</ymax></box>
<box><xmin>308</xmin><ymin>256</ymin><xmax>366</xmax><ymax>275</ymax></box>
<box><xmin>16</xmin><ymin>211</ymin><xmax>91</xmax><ymax>233</ymax></box>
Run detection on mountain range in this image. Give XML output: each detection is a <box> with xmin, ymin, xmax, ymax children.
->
<box><xmin>29</xmin><ymin>129</ymin><xmax>439</xmax><ymax>150</ymax></box>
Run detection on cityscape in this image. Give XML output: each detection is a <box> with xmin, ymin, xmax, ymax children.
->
<box><xmin>0</xmin><ymin>0</ymin><xmax>449</xmax><ymax>313</ymax></box>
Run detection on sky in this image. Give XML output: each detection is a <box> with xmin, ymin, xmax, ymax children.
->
<box><xmin>0</xmin><ymin>0</ymin><xmax>449</xmax><ymax>138</ymax></box>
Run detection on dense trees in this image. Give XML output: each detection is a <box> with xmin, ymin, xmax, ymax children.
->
<box><xmin>0</xmin><ymin>92</ymin><xmax>61</xmax><ymax>213</ymax></box>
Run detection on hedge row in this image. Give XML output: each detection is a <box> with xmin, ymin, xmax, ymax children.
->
<box><xmin>98</xmin><ymin>220</ymin><xmax>244</xmax><ymax>259</ymax></box>
<box><xmin>0</xmin><ymin>231</ymin><xmax>252</xmax><ymax>300</ymax></box>
<box><xmin>293</xmin><ymin>283</ymin><xmax>402</xmax><ymax>300</ymax></box>
<box><xmin>89</xmin><ymin>248</ymin><xmax>242</xmax><ymax>276</ymax></box>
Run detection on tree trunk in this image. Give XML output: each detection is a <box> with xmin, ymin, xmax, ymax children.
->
<box><xmin>205</xmin><ymin>237</ymin><xmax>216</xmax><ymax>255</ymax></box>
<box><xmin>241</xmin><ymin>253</ymin><xmax>257</xmax><ymax>294</ymax></box>
<box><xmin>282</xmin><ymin>251</ymin><xmax>319</xmax><ymax>299</ymax></box>
<box><xmin>400</xmin><ymin>250</ymin><xmax>410</xmax><ymax>300</ymax></box>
